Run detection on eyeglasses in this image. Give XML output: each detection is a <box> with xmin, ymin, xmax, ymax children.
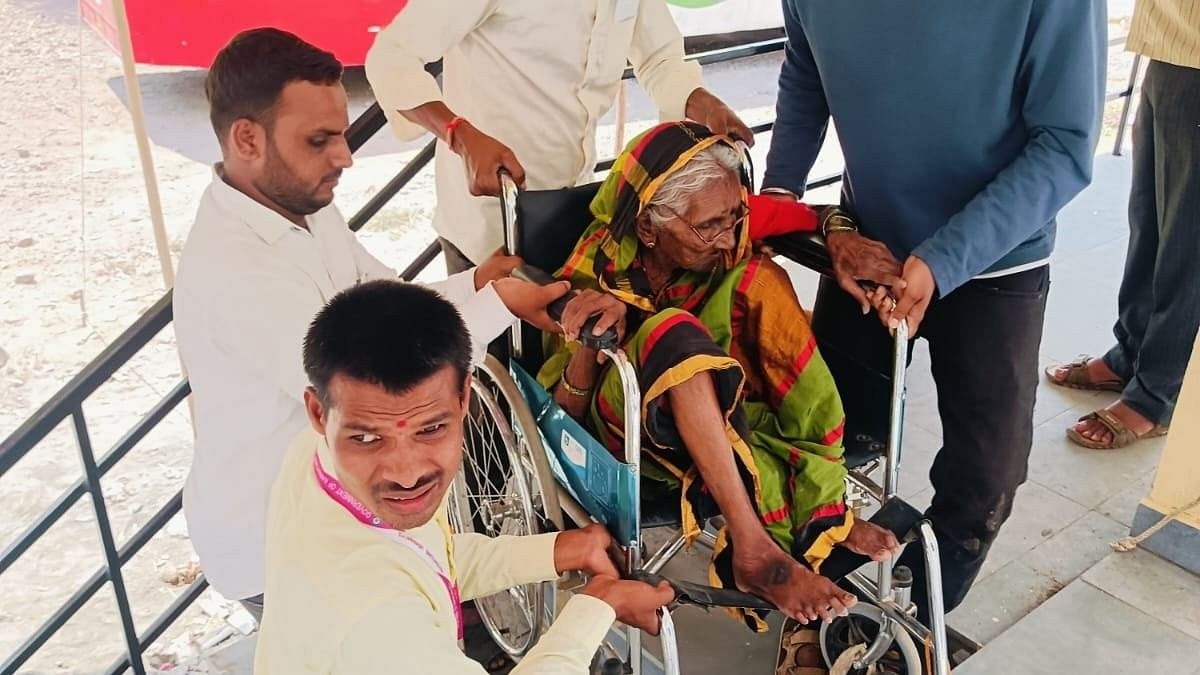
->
<box><xmin>653</xmin><ymin>202</ymin><xmax>750</xmax><ymax>245</ymax></box>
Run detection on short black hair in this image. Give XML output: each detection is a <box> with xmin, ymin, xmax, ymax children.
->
<box><xmin>303</xmin><ymin>280</ymin><xmax>472</xmax><ymax>407</ymax></box>
<box><xmin>205</xmin><ymin>28</ymin><xmax>342</xmax><ymax>142</ymax></box>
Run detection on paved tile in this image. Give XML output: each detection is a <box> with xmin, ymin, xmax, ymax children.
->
<box><xmin>955</xmin><ymin>580</ymin><xmax>1200</xmax><ymax>675</ymax></box>
<box><xmin>1083</xmin><ymin>550</ymin><xmax>1200</xmax><ymax>642</ymax></box>
<box><xmin>1023</xmin><ymin>510</ymin><xmax>1128</xmax><ymax>584</ymax></box>
<box><xmin>1025</xmin><ymin>406</ymin><xmax>1165</xmax><ymax>510</ymax></box>
<box><xmin>979</xmin><ymin>481</ymin><xmax>1088</xmax><ymax>580</ymax></box>
<box><xmin>948</xmin><ymin>560</ymin><xmax>1064</xmax><ymax>644</ymax></box>
<box><xmin>895</xmin><ymin>422</ymin><xmax>938</xmax><ymax>500</ymax></box>
<box><xmin>1031</xmin><ymin>363</ymin><xmax>1112</xmax><ymax>428</ymax></box>
<box><xmin>1095</xmin><ymin>468</ymin><xmax>1156</xmax><ymax>528</ymax></box>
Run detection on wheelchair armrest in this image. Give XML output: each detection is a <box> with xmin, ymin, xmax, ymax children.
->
<box><xmin>512</xmin><ymin>264</ymin><xmax>619</xmax><ymax>352</ymax></box>
<box><xmin>765</xmin><ymin>232</ymin><xmax>834</xmax><ymax>279</ymax></box>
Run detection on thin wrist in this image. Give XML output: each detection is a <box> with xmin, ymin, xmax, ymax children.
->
<box><xmin>761</xmin><ymin>187</ymin><xmax>800</xmax><ymax>201</ymax></box>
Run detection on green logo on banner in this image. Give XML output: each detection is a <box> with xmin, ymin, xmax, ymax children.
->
<box><xmin>667</xmin><ymin>0</ymin><xmax>727</xmax><ymax>7</ymax></box>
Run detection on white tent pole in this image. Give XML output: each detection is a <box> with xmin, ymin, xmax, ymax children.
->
<box><xmin>111</xmin><ymin>0</ymin><xmax>175</xmax><ymax>289</ymax></box>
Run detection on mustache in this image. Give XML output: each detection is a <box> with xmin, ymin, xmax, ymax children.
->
<box><xmin>322</xmin><ymin>169</ymin><xmax>343</xmax><ymax>184</ymax></box>
<box><xmin>373</xmin><ymin>473</ymin><xmax>439</xmax><ymax>496</ymax></box>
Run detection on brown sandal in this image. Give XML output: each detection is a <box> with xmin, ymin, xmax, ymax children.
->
<box><xmin>776</xmin><ymin>618</ymin><xmax>827</xmax><ymax>675</ymax></box>
<box><xmin>1045</xmin><ymin>357</ymin><xmax>1124</xmax><ymax>392</ymax></box>
<box><xmin>1067</xmin><ymin>408</ymin><xmax>1168</xmax><ymax>450</ymax></box>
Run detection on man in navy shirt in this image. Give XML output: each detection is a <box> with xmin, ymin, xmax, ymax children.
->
<box><xmin>763</xmin><ymin>0</ymin><xmax>1106</xmax><ymax>617</ymax></box>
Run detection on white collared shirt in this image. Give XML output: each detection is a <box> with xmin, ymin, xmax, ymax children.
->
<box><xmin>174</xmin><ymin>170</ymin><xmax>513</xmax><ymax>601</ymax></box>
<box><xmin>365</xmin><ymin>0</ymin><xmax>704</xmax><ymax>263</ymax></box>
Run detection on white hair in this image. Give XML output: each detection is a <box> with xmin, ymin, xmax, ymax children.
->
<box><xmin>646</xmin><ymin>143</ymin><xmax>741</xmax><ymax>228</ymax></box>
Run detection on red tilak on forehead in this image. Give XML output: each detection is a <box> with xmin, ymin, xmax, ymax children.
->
<box><xmin>395</xmin><ymin>419</ymin><xmax>407</xmax><ymax>429</ymax></box>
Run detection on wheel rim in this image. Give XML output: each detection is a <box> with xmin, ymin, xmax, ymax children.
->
<box><xmin>448</xmin><ymin>375</ymin><xmax>543</xmax><ymax>657</ymax></box>
<box><xmin>819</xmin><ymin>605</ymin><xmax>922</xmax><ymax>675</ymax></box>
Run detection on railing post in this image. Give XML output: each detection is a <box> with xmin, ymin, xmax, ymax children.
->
<box><xmin>72</xmin><ymin>408</ymin><xmax>146</xmax><ymax>675</ymax></box>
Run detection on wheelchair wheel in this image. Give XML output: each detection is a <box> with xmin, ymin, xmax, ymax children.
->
<box><xmin>819</xmin><ymin>604</ymin><xmax>922</xmax><ymax>675</ymax></box>
<box><xmin>448</xmin><ymin>355</ymin><xmax>559</xmax><ymax>658</ymax></box>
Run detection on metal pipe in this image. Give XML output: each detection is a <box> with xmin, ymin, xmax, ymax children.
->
<box><xmin>111</xmin><ymin>0</ymin><xmax>174</xmax><ymax>290</ymax></box>
<box><xmin>348</xmin><ymin>140</ymin><xmax>436</xmax><ymax>232</ymax></box>
<box><xmin>877</xmin><ymin>319</ymin><xmax>908</xmax><ymax>599</ymax></box>
<box><xmin>659</xmin><ymin>610</ymin><xmax>681</xmax><ymax>675</ymax></box>
<box><xmin>1112</xmin><ymin>53</ymin><xmax>1143</xmax><ymax>156</ymax></box>
<box><xmin>73</xmin><ymin>408</ymin><xmax>145</xmax><ymax>675</ymax></box>
<box><xmin>645</xmin><ymin>533</ymin><xmax>687</xmax><ymax>575</ymax></box>
<box><xmin>919</xmin><ymin>521</ymin><xmax>950</xmax><ymax>675</ymax></box>
<box><xmin>499</xmin><ymin>171</ymin><xmax>524</xmax><ymax>360</ymax></box>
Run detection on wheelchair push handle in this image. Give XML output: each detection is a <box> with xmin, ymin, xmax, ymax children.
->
<box><xmin>512</xmin><ymin>264</ymin><xmax>620</xmax><ymax>352</ymax></box>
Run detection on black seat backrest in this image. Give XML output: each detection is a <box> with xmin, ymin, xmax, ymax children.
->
<box><xmin>511</xmin><ymin>181</ymin><xmax>603</xmax><ymax>372</ymax></box>
<box><xmin>515</xmin><ymin>181</ymin><xmax>604</xmax><ymax>275</ymax></box>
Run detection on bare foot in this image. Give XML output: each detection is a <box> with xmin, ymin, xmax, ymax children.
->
<box><xmin>733</xmin><ymin>541</ymin><xmax>856</xmax><ymax>624</ymax></box>
<box><xmin>837</xmin><ymin>520</ymin><xmax>901</xmax><ymax>561</ymax></box>
<box><xmin>1072</xmin><ymin>400</ymin><xmax>1155</xmax><ymax>444</ymax></box>
<box><xmin>1047</xmin><ymin>357</ymin><xmax>1121</xmax><ymax>387</ymax></box>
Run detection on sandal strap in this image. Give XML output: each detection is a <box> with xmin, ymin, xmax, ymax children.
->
<box><xmin>1078</xmin><ymin>410</ymin><xmax>1137</xmax><ymax>446</ymax></box>
<box><xmin>1059</xmin><ymin>357</ymin><xmax>1122</xmax><ymax>388</ymax></box>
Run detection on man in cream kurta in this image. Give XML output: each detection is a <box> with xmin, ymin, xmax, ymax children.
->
<box><xmin>255</xmin><ymin>430</ymin><xmax>620</xmax><ymax>673</ymax></box>
<box><xmin>365</xmin><ymin>0</ymin><xmax>753</xmax><ymax>270</ymax></box>
<box><xmin>255</xmin><ymin>280</ymin><xmax>672</xmax><ymax>674</ymax></box>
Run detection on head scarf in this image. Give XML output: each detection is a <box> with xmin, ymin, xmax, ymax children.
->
<box><xmin>557</xmin><ymin>121</ymin><xmax>751</xmax><ymax>313</ymax></box>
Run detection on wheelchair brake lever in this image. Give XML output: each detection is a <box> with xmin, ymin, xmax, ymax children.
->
<box><xmin>511</xmin><ymin>264</ymin><xmax>619</xmax><ymax>352</ymax></box>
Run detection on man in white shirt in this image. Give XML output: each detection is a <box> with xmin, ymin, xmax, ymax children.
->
<box><xmin>254</xmin><ymin>280</ymin><xmax>673</xmax><ymax>674</ymax></box>
<box><xmin>365</xmin><ymin>0</ymin><xmax>754</xmax><ymax>272</ymax></box>
<box><xmin>174</xmin><ymin>28</ymin><xmax>568</xmax><ymax>619</ymax></box>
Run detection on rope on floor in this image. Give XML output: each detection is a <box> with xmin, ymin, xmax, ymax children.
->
<box><xmin>1111</xmin><ymin>494</ymin><xmax>1200</xmax><ymax>552</ymax></box>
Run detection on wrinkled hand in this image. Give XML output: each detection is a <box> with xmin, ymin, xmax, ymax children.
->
<box><xmin>492</xmin><ymin>278</ymin><xmax>571</xmax><ymax>332</ymax></box>
<box><xmin>560</xmin><ymin>289</ymin><xmax>627</xmax><ymax>343</ymax></box>
<box><xmin>581</xmin><ymin>576</ymin><xmax>676</xmax><ymax>636</ymax></box>
<box><xmin>686</xmin><ymin>88</ymin><xmax>754</xmax><ymax>146</ymax></box>
<box><xmin>450</xmin><ymin>121</ymin><xmax>526</xmax><ymax>196</ymax></box>
<box><xmin>472</xmin><ymin>248</ymin><xmax>523</xmax><ymax>290</ymax></box>
<box><xmin>825</xmin><ymin>231</ymin><xmax>906</xmax><ymax>314</ymax></box>
<box><xmin>884</xmin><ymin>256</ymin><xmax>936</xmax><ymax>336</ymax></box>
<box><xmin>554</xmin><ymin>523</ymin><xmax>620</xmax><ymax>579</ymax></box>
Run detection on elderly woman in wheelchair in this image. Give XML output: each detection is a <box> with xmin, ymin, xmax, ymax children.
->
<box><xmin>538</xmin><ymin>121</ymin><xmax>901</xmax><ymax>629</ymax></box>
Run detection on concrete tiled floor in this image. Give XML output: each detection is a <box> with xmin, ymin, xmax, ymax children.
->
<box><xmin>957</xmin><ymin>577</ymin><xmax>1200</xmax><ymax>675</ymax></box>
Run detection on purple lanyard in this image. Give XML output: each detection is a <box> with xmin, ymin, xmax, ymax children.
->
<box><xmin>312</xmin><ymin>453</ymin><xmax>464</xmax><ymax>640</ymax></box>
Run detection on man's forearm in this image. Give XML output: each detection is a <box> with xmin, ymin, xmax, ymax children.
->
<box><xmin>399</xmin><ymin>101</ymin><xmax>460</xmax><ymax>147</ymax></box>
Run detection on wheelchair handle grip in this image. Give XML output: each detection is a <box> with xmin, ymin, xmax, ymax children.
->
<box><xmin>512</xmin><ymin>264</ymin><xmax>619</xmax><ymax>352</ymax></box>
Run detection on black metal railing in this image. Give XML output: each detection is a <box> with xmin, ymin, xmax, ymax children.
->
<box><xmin>0</xmin><ymin>31</ymin><xmax>1140</xmax><ymax>675</ymax></box>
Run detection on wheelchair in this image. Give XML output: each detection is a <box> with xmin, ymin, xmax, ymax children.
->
<box><xmin>447</xmin><ymin>171</ymin><xmax>952</xmax><ymax>675</ymax></box>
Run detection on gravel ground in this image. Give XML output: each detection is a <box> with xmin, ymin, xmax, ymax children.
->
<box><xmin>0</xmin><ymin>1</ymin><xmax>1138</xmax><ymax>672</ymax></box>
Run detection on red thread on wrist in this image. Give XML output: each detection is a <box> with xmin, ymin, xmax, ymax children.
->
<box><xmin>444</xmin><ymin>116</ymin><xmax>467</xmax><ymax>148</ymax></box>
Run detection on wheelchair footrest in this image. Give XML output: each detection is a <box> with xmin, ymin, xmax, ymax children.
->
<box><xmin>626</xmin><ymin>498</ymin><xmax>925</xmax><ymax>613</ymax></box>
<box><xmin>819</xmin><ymin>497</ymin><xmax>925</xmax><ymax>583</ymax></box>
<box><xmin>629</xmin><ymin>571</ymin><xmax>774</xmax><ymax>612</ymax></box>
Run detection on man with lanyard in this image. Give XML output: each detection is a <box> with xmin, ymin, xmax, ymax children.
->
<box><xmin>762</xmin><ymin>0</ymin><xmax>1106</xmax><ymax>624</ymax></box>
<box><xmin>364</xmin><ymin>0</ymin><xmax>755</xmax><ymax>273</ymax></box>
<box><xmin>254</xmin><ymin>280</ymin><xmax>675</xmax><ymax>674</ymax></box>
<box><xmin>174</xmin><ymin>28</ymin><xmax>569</xmax><ymax>622</ymax></box>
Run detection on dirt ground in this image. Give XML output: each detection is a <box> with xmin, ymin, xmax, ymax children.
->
<box><xmin>0</xmin><ymin>1</ymin><xmax>1138</xmax><ymax>672</ymax></box>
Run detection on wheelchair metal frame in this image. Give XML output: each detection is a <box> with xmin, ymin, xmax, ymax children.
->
<box><xmin>460</xmin><ymin>173</ymin><xmax>952</xmax><ymax>675</ymax></box>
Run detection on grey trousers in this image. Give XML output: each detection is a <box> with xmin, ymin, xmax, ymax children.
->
<box><xmin>1103</xmin><ymin>59</ymin><xmax>1200</xmax><ymax>425</ymax></box>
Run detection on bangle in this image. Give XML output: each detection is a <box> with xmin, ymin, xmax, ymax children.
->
<box><xmin>444</xmin><ymin>116</ymin><xmax>467</xmax><ymax>148</ymax></box>
<box><xmin>821</xmin><ymin>211</ymin><xmax>858</xmax><ymax>238</ymax></box>
<box><xmin>560</xmin><ymin>371</ymin><xmax>593</xmax><ymax>398</ymax></box>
